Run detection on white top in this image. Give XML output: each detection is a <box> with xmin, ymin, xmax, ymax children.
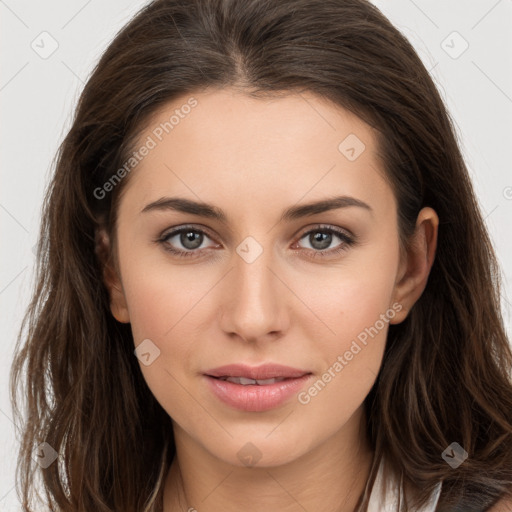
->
<box><xmin>367</xmin><ymin>457</ymin><xmax>442</xmax><ymax>512</ymax></box>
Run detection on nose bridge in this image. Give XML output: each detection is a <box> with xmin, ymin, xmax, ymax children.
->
<box><xmin>221</xmin><ymin>234</ymin><xmax>287</xmax><ymax>341</ymax></box>
<box><xmin>235</xmin><ymin>235</ymin><xmax>274</xmax><ymax>300</ymax></box>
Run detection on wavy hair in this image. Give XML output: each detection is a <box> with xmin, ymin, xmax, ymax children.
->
<box><xmin>10</xmin><ymin>0</ymin><xmax>512</xmax><ymax>510</ymax></box>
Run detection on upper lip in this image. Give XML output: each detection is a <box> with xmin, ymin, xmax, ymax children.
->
<box><xmin>205</xmin><ymin>364</ymin><xmax>311</xmax><ymax>380</ymax></box>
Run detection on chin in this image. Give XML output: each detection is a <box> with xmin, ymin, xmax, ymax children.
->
<box><xmin>201</xmin><ymin>427</ymin><xmax>311</xmax><ymax>469</ymax></box>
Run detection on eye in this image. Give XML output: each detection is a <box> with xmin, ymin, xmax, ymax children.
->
<box><xmin>157</xmin><ymin>225</ymin><xmax>219</xmax><ymax>258</ymax></box>
<box><xmin>294</xmin><ymin>225</ymin><xmax>355</xmax><ymax>259</ymax></box>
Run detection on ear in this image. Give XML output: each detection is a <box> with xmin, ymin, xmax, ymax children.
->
<box><xmin>95</xmin><ymin>228</ymin><xmax>130</xmax><ymax>323</ymax></box>
<box><xmin>389</xmin><ymin>207</ymin><xmax>439</xmax><ymax>324</ymax></box>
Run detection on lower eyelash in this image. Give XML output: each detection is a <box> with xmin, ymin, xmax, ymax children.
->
<box><xmin>157</xmin><ymin>226</ymin><xmax>355</xmax><ymax>259</ymax></box>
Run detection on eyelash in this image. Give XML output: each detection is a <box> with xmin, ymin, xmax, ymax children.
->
<box><xmin>155</xmin><ymin>224</ymin><xmax>356</xmax><ymax>260</ymax></box>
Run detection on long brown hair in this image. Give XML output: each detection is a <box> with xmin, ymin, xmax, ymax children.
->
<box><xmin>10</xmin><ymin>0</ymin><xmax>512</xmax><ymax>510</ymax></box>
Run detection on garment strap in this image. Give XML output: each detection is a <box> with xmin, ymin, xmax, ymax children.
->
<box><xmin>367</xmin><ymin>458</ymin><xmax>442</xmax><ymax>512</ymax></box>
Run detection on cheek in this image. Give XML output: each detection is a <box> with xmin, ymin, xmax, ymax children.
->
<box><xmin>295</xmin><ymin>277</ymin><xmax>395</xmax><ymax>439</ymax></box>
<box><xmin>303</xmin><ymin>277</ymin><xmax>393</xmax><ymax>401</ymax></box>
<box><xmin>118</xmin><ymin>249</ymin><xmax>220</xmax><ymax>407</ymax></box>
<box><xmin>303</xmin><ymin>237</ymin><xmax>400</xmax><ymax>352</ymax></box>
<box><xmin>122</xmin><ymin>267</ymin><xmax>205</xmax><ymax>423</ymax></box>
<box><xmin>293</xmin><ymin>237</ymin><xmax>399</xmax><ymax>415</ymax></box>
<box><xmin>119</xmin><ymin>247</ymin><xmax>215</xmax><ymax>343</ymax></box>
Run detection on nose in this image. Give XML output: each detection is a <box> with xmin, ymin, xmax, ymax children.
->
<box><xmin>219</xmin><ymin>238</ymin><xmax>289</xmax><ymax>344</ymax></box>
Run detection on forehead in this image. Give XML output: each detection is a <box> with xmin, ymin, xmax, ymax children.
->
<box><xmin>118</xmin><ymin>88</ymin><xmax>393</xmax><ymax>221</ymax></box>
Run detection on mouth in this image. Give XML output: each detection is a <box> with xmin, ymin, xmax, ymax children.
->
<box><xmin>203</xmin><ymin>363</ymin><xmax>313</xmax><ymax>412</ymax></box>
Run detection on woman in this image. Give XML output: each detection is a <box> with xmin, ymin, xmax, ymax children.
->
<box><xmin>10</xmin><ymin>0</ymin><xmax>512</xmax><ymax>510</ymax></box>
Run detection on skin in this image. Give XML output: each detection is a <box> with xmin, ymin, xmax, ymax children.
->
<box><xmin>99</xmin><ymin>88</ymin><xmax>440</xmax><ymax>511</ymax></box>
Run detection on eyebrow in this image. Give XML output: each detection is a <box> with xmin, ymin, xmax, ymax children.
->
<box><xmin>141</xmin><ymin>195</ymin><xmax>373</xmax><ymax>222</ymax></box>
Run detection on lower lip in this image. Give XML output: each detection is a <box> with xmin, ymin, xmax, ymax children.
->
<box><xmin>204</xmin><ymin>374</ymin><xmax>312</xmax><ymax>412</ymax></box>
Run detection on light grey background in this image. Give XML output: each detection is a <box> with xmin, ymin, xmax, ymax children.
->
<box><xmin>1</xmin><ymin>1</ymin><xmax>511</xmax><ymax>508</ymax></box>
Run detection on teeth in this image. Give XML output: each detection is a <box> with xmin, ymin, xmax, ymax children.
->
<box><xmin>256</xmin><ymin>378</ymin><xmax>279</xmax><ymax>385</ymax></box>
<box><xmin>233</xmin><ymin>377</ymin><xmax>257</xmax><ymax>385</ymax></box>
<box><xmin>222</xmin><ymin>376</ymin><xmax>287</xmax><ymax>385</ymax></box>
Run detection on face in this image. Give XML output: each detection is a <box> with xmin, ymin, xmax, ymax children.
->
<box><xmin>102</xmin><ymin>88</ymin><xmax>432</xmax><ymax>468</ymax></box>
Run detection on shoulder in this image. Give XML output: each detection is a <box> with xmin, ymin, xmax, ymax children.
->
<box><xmin>487</xmin><ymin>496</ymin><xmax>512</xmax><ymax>512</ymax></box>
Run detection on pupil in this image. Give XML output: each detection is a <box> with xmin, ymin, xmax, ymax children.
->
<box><xmin>312</xmin><ymin>232</ymin><xmax>331</xmax><ymax>250</ymax></box>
